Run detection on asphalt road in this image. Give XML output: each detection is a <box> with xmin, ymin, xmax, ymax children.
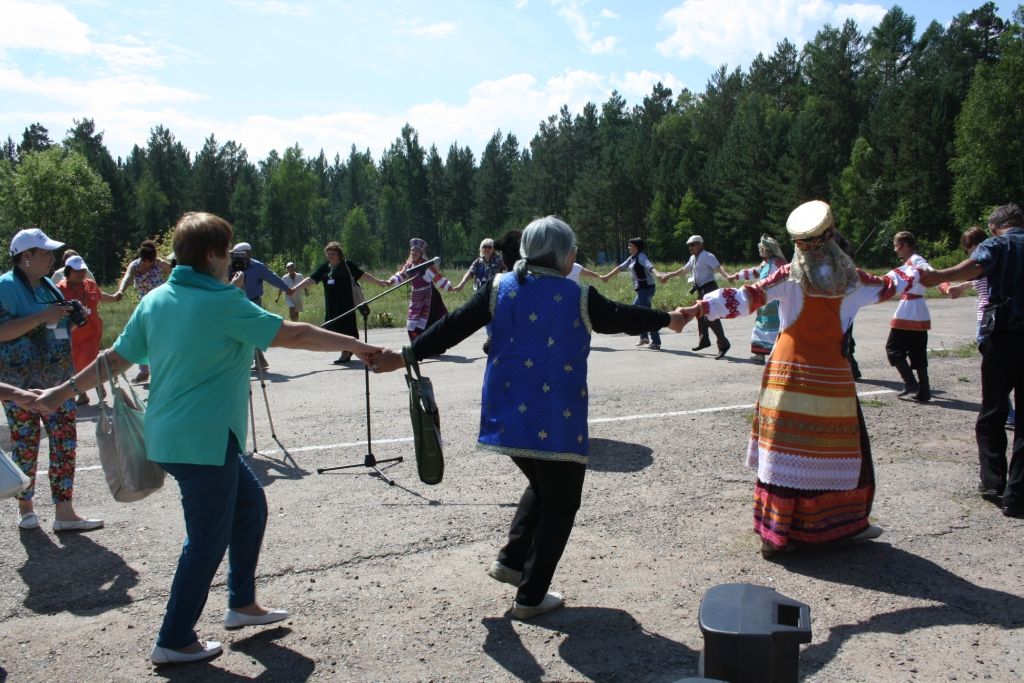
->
<box><xmin>1</xmin><ymin>296</ymin><xmax>1021</xmax><ymax>682</ymax></box>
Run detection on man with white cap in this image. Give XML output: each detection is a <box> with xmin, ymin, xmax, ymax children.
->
<box><xmin>275</xmin><ymin>261</ymin><xmax>308</xmax><ymax>323</ymax></box>
<box><xmin>675</xmin><ymin>200</ymin><xmax>920</xmax><ymax>557</ymax></box>
<box><xmin>661</xmin><ymin>234</ymin><xmax>732</xmax><ymax>358</ymax></box>
<box><xmin>232</xmin><ymin>242</ymin><xmax>293</xmax><ymax>369</ymax></box>
<box><xmin>0</xmin><ymin>228</ymin><xmax>103</xmax><ymax>532</ymax></box>
<box><xmin>56</xmin><ymin>255</ymin><xmax>119</xmax><ymax>404</ymax></box>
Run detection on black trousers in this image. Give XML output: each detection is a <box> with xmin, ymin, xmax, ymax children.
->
<box><xmin>977</xmin><ymin>331</ymin><xmax>1024</xmax><ymax>510</ymax></box>
<box><xmin>498</xmin><ymin>457</ymin><xmax>586</xmax><ymax>606</ymax></box>
<box><xmin>885</xmin><ymin>328</ymin><xmax>928</xmax><ymax>368</ymax></box>
<box><xmin>695</xmin><ymin>281</ymin><xmax>728</xmax><ymax>349</ymax></box>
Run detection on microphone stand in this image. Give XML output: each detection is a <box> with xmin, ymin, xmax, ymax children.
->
<box><xmin>316</xmin><ymin>258</ymin><xmax>438</xmax><ymax>485</ymax></box>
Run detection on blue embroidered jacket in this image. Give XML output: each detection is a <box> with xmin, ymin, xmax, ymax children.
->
<box><xmin>478</xmin><ymin>267</ymin><xmax>592</xmax><ymax>464</ymax></box>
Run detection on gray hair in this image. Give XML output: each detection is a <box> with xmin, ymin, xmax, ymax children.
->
<box><xmin>988</xmin><ymin>203</ymin><xmax>1024</xmax><ymax>229</ymax></box>
<box><xmin>515</xmin><ymin>216</ymin><xmax>576</xmax><ymax>282</ymax></box>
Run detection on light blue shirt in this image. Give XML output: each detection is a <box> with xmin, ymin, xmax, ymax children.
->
<box><xmin>113</xmin><ymin>266</ymin><xmax>282</xmax><ymax>465</ymax></box>
<box><xmin>242</xmin><ymin>258</ymin><xmax>290</xmax><ymax>302</ymax></box>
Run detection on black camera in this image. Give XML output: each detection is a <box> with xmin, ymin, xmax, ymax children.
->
<box><xmin>60</xmin><ymin>299</ymin><xmax>88</xmax><ymax>327</ymax></box>
<box><xmin>230</xmin><ymin>248</ymin><xmax>251</xmax><ymax>274</ymax></box>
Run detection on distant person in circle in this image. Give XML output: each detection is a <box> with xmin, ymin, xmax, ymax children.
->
<box><xmin>292</xmin><ymin>242</ymin><xmax>387</xmax><ymax>364</ymax></box>
<box><xmin>276</xmin><ymin>261</ymin><xmax>309</xmax><ymax>323</ymax></box>
<box><xmin>50</xmin><ymin>249</ymin><xmax>94</xmax><ymax>285</ymax></box>
<box><xmin>114</xmin><ymin>239</ymin><xmax>172</xmax><ymax>383</ymax></box>
<box><xmin>661</xmin><ymin>234</ymin><xmax>732</xmax><ymax>358</ymax></box>
<box><xmin>56</xmin><ymin>255</ymin><xmax>119</xmax><ymax>405</ymax></box>
<box><xmin>454</xmin><ymin>238</ymin><xmax>504</xmax><ymax>353</ymax></box>
<box><xmin>387</xmin><ymin>238</ymin><xmax>456</xmax><ymax>343</ymax></box>
<box><xmin>600</xmin><ymin>237</ymin><xmax>667</xmax><ymax>350</ymax></box>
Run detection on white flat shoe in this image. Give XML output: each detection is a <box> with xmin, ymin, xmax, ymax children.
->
<box><xmin>150</xmin><ymin>640</ymin><xmax>222</xmax><ymax>665</ymax></box>
<box><xmin>18</xmin><ymin>511</ymin><xmax>39</xmax><ymax>530</ymax></box>
<box><xmin>510</xmin><ymin>591</ymin><xmax>563</xmax><ymax>620</ymax></box>
<box><xmin>487</xmin><ymin>561</ymin><xmax>523</xmax><ymax>586</ymax></box>
<box><xmin>52</xmin><ymin>518</ymin><xmax>104</xmax><ymax>533</ymax></box>
<box><xmin>223</xmin><ymin>607</ymin><xmax>289</xmax><ymax>630</ymax></box>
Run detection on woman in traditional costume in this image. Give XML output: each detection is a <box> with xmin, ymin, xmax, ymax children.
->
<box><xmin>728</xmin><ymin>235</ymin><xmax>787</xmax><ymax>363</ymax></box>
<box><xmin>680</xmin><ymin>200</ymin><xmax>912</xmax><ymax>558</ymax></box>
<box><xmin>388</xmin><ymin>238</ymin><xmax>454</xmax><ymax>342</ymax></box>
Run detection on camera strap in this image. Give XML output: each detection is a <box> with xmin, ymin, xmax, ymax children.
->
<box><xmin>13</xmin><ymin>266</ymin><xmax>65</xmax><ymax>304</ymax></box>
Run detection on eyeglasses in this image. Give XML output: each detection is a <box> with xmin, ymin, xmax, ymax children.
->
<box><xmin>482</xmin><ymin>245</ymin><xmax>493</xmax><ymax>249</ymax></box>
<box><xmin>794</xmin><ymin>235</ymin><xmax>828</xmax><ymax>250</ymax></box>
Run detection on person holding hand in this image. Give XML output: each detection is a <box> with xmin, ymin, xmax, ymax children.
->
<box><xmin>661</xmin><ymin>235</ymin><xmax>732</xmax><ymax>358</ymax></box>
<box><xmin>33</xmin><ymin>212</ymin><xmax>384</xmax><ymax>666</ymax></box>
<box><xmin>374</xmin><ymin>216</ymin><xmax>686</xmax><ymax>620</ymax></box>
<box><xmin>0</xmin><ymin>228</ymin><xmax>103</xmax><ymax>532</ymax></box>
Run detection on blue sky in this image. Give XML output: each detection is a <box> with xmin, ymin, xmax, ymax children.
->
<box><xmin>0</xmin><ymin>0</ymin><xmax>1004</xmax><ymax>162</ymax></box>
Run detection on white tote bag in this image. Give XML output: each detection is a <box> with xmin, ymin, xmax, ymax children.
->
<box><xmin>0</xmin><ymin>447</ymin><xmax>31</xmax><ymax>499</ymax></box>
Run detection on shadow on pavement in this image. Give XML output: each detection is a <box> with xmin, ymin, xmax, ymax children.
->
<box><xmin>247</xmin><ymin>450</ymin><xmax>311</xmax><ymax>487</ymax></box>
<box><xmin>775</xmin><ymin>542</ymin><xmax>1024</xmax><ymax>676</ymax></box>
<box><xmin>588</xmin><ymin>438</ymin><xmax>654</xmax><ymax>473</ymax></box>
<box><xmin>17</xmin><ymin>531</ymin><xmax>138</xmax><ymax>615</ymax></box>
<box><xmin>482</xmin><ymin>606</ymin><xmax>697</xmax><ymax>682</ymax></box>
<box><xmin>154</xmin><ymin>627</ymin><xmax>315</xmax><ymax>682</ymax></box>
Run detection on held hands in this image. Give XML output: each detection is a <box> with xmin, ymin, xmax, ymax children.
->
<box><xmin>369</xmin><ymin>348</ymin><xmax>405</xmax><ymax>373</ymax></box>
<box><xmin>113</xmin><ymin>291</ymin><xmax>124</xmax><ymax>302</ymax></box>
<box><xmin>30</xmin><ymin>386</ymin><xmax>65</xmax><ymax>414</ymax></box>
<box><xmin>5</xmin><ymin>387</ymin><xmax>40</xmax><ymax>409</ymax></box>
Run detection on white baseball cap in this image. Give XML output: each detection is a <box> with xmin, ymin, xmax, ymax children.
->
<box><xmin>286</xmin><ymin>261</ymin><xmax>295</xmax><ymax>268</ymax></box>
<box><xmin>65</xmin><ymin>255</ymin><xmax>88</xmax><ymax>271</ymax></box>
<box><xmin>10</xmin><ymin>228</ymin><xmax>64</xmax><ymax>256</ymax></box>
<box><xmin>686</xmin><ymin>235</ymin><xmax>704</xmax><ymax>245</ymax></box>
<box><xmin>233</xmin><ymin>242</ymin><xmax>252</xmax><ymax>252</ymax></box>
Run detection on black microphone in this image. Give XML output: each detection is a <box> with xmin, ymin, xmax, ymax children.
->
<box><xmin>406</xmin><ymin>256</ymin><xmax>440</xmax><ymax>277</ymax></box>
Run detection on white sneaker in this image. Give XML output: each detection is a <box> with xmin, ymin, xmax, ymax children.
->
<box><xmin>487</xmin><ymin>561</ymin><xmax>522</xmax><ymax>586</ymax></box>
<box><xmin>511</xmin><ymin>591</ymin><xmax>563</xmax><ymax>619</ymax></box>
<box><xmin>150</xmin><ymin>640</ymin><xmax>222</xmax><ymax>665</ymax></box>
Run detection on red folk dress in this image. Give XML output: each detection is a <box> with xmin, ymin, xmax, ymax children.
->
<box><xmin>700</xmin><ymin>264</ymin><xmax>909</xmax><ymax>550</ymax></box>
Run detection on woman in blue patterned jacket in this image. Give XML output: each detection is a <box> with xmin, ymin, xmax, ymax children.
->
<box><xmin>375</xmin><ymin>216</ymin><xmax>685</xmax><ymax>619</ymax></box>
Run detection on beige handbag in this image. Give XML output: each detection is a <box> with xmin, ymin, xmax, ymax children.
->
<box><xmin>0</xmin><ymin>447</ymin><xmax>31</xmax><ymax>499</ymax></box>
<box><xmin>95</xmin><ymin>352</ymin><xmax>164</xmax><ymax>502</ymax></box>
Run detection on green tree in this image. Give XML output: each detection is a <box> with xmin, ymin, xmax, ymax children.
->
<box><xmin>0</xmin><ymin>148</ymin><xmax>111</xmax><ymax>256</ymax></box>
<box><xmin>340</xmin><ymin>206</ymin><xmax>379</xmax><ymax>265</ymax></box>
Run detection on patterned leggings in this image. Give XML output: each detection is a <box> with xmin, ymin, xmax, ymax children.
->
<box><xmin>3</xmin><ymin>400</ymin><xmax>78</xmax><ymax>502</ymax></box>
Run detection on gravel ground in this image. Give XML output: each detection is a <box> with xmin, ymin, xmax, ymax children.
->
<box><xmin>0</xmin><ymin>296</ymin><xmax>1021</xmax><ymax>682</ymax></box>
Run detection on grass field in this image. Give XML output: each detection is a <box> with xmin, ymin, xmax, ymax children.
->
<box><xmin>95</xmin><ymin>259</ymin><xmax>957</xmax><ymax>348</ymax></box>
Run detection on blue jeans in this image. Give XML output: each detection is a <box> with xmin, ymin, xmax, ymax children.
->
<box><xmin>632</xmin><ymin>287</ymin><xmax>661</xmax><ymax>345</ymax></box>
<box><xmin>156</xmin><ymin>433</ymin><xmax>268</xmax><ymax>648</ymax></box>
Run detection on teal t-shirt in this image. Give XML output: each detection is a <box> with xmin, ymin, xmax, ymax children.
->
<box><xmin>113</xmin><ymin>266</ymin><xmax>283</xmax><ymax>465</ymax></box>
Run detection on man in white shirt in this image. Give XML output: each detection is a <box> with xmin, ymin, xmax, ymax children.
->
<box><xmin>276</xmin><ymin>262</ymin><xmax>307</xmax><ymax>322</ymax></box>
<box><xmin>661</xmin><ymin>235</ymin><xmax>732</xmax><ymax>358</ymax></box>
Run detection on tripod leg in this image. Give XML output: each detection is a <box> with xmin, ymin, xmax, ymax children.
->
<box><xmin>248</xmin><ymin>379</ymin><xmax>258</xmax><ymax>454</ymax></box>
<box><xmin>253</xmin><ymin>355</ymin><xmax>277</xmax><ymax>440</ymax></box>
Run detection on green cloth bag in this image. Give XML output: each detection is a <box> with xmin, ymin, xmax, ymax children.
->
<box><xmin>402</xmin><ymin>346</ymin><xmax>444</xmax><ymax>485</ymax></box>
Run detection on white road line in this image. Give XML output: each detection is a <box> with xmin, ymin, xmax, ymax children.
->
<box><xmin>73</xmin><ymin>389</ymin><xmax>896</xmax><ymax>466</ymax></box>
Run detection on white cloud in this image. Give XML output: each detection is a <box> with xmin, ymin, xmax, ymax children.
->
<box><xmin>400</xmin><ymin>21</ymin><xmax>458</xmax><ymax>38</ymax></box>
<box><xmin>515</xmin><ymin>0</ymin><xmax>528</xmax><ymax>8</ymax></box>
<box><xmin>657</xmin><ymin>0</ymin><xmax>887</xmax><ymax>67</ymax></box>
<box><xmin>835</xmin><ymin>3</ymin><xmax>888</xmax><ymax>28</ymax></box>
<box><xmin>552</xmin><ymin>0</ymin><xmax>621</xmax><ymax>55</ymax></box>
<box><xmin>599</xmin><ymin>8</ymin><xmax>618</xmax><ymax>20</ymax></box>
<box><xmin>612</xmin><ymin>70</ymin><xmax>686</xmax><ymax>99</ymax></box>
<box><xmin>226</xmin><ymin>0</ymin><xmax>312</xmax><ymax>18</ymax></box>
<box><xmin>0</xmin><ymin>0</ymin><xmax>93</xmax><ymax>55</ymax></box>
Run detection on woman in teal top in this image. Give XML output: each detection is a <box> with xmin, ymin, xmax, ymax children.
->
<box><xmin>36</xmin><ymin>212</ymin><xmax>383</xmax><ymax>666</ymax></box>
<box><xmin>0</xmin><ymin>228</ymin><xmax>103</xmax><ymax>533</ymax></box>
